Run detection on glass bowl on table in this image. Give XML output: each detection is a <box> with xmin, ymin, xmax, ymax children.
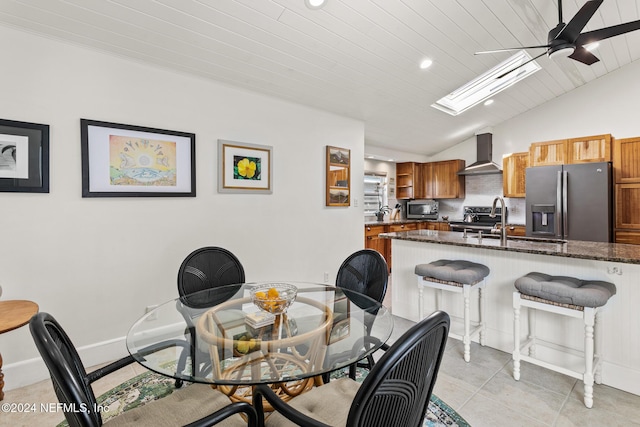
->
<box><xmin>250</xmin><ymin>283</ymin><xmax>298</xmax><ymax>314</ymax></box>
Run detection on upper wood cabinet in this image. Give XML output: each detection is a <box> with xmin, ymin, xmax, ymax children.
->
<box><xmin>395</xmin><ymin>162</ymin><xmax>415</xmax><ymax>199</ymax></box>
<box><xmin>529</xmin><ymin>139</ymin><xmax>567</xmax><ymax>167</ymax></box>
<box><xmin>529</xmin><ymin>134</ymin><xmax>612</xmax><ymax>167</ymax></box>
<box><xmin>614</xmin><ymin>137</ymin><xmax>640</xmax><ymax>183</ymax></box>
<box><xmin>567</xmin><ymin>134</ymin><xmax>612</xmax><ymax>164</ymax></box>
<box><xmin>431</xmin><ymin>159</ymin><xmax>465</xmax><ymax>199</ymax></box>
<box><xmin>406</xmin><ymin>160</ymin><xmax>465</xmax><ymax>200</ymax></box>
<box><xmin>502</xmin><ymin>152</ymin><xmax>528</xmax><ymax>198</ymax></box>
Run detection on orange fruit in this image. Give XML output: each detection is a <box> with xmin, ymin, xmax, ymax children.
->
<box><xmin>267</xmin><ymin>287</ymin><xmax>280</xmax><ymax>299</ymax></box>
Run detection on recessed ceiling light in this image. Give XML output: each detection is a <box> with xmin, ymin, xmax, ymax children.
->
<box><xmin>388</xmin><ymin>159</ymin><xmax>394</xmax><ymax>162</ymax></box>
<box><xmin>484</xmin><ymin>99</ymin><xmax>494</xmax><ymax>106</ymax></box>
<box><xmin>432</xmin><ymin>50</ymin><xmax>541</xmax><ymax>116</ymax></box>
<box><xmin>305</xmin><ymin>0</ymin><xmax>326</xmax><ymax>9</ymax></box>
<box><xmin>584</xmin><ymin>42</ymin><xmax>600</xmax><ymax>52</ymax></box>
<box><xmin>420</xmin><ymin>58</ymin><xmax>433</xmax><ymax>69</ymax></box>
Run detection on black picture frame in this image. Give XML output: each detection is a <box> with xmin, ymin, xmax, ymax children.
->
<box><xmin>80</xmin><ymin>119</ymin><xmax>196</xmax><ymax>197</ymax></box>
<box><xmin>0</xmin><ymin>118</ymin><xmax>50</xmax><ymax>193</ymax></box>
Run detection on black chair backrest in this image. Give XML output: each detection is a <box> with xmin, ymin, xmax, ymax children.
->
<box><xmin>177</xmin><ymin>246</ymin><xmax>245</xmax><ymax>308</ymax></box>
<box><xmin>336</xmin><ymin>249</ymin><xmax>388</xmax><ymax>304</ymax></box>
<box><xmin>29</xmin><ymin>312</ymin><xmax>103</xmax><ymax>427</ymax></box>
<box><xmin>347</xmin><ymin>310</ymin><xmax>450</xmax><ymax>427</ymax></box>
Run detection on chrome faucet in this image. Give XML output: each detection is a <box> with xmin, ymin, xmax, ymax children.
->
<box><xmin>490</xmin><ymin>196</ymin><xmax>507</xmax><ymax>245</ymax></box>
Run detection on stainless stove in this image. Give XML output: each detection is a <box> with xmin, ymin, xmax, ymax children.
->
<box><xmin>449</xmin><ymin>206</ymin><xmax>507</xmax><ymax>233</ymax></box>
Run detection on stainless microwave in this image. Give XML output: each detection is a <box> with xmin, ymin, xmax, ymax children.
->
<box><xmin>406</xmin><ymin>200</ymin><xmax>439</xmax><ymax>219</ymax></box>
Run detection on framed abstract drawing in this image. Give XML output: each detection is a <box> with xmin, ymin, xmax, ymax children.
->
<box><xmin>80</xmin><ymin>119</ymin><xmax>195</xmax><ymax>197</ymax></box>
<box><xmin>218</xmin><ymin>139</ymin><xmax>273</xmax><ymax>194</ymax></box>
<box><xmin>0</xmin><ymin>118</ymin><xmax>49</xmax><ymax>193</ymax></box>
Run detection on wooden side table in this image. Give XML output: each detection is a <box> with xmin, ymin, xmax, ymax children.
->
<box><xmin>0</xmin><ymin>300</ymin><xmax>39</xmax><ymax>400</ymax></box>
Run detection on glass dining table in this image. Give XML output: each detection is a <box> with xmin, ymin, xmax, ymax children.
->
<box><xmin>126</xmin><ymin>282</ymin><xmax>393</xmax><ymax>408</ymax></box>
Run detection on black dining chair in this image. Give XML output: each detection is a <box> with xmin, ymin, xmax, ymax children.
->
<box><xmin>29</xmin><ymin>312</ymin><xmax>258</xmax><ymax>427</ymax></box>
<box><xmin>253</xmin><ymin>310</ymin><xmax>450</xmax><ymax>427</ymax></box>
<box><xmin>175</xmin><ymin>246</ymin><xmax>245</xmax><ymax>387</ymax></box>
<box><xmin>326</xmin><ymin>249</ymin><xmax>389</xmax><ymax>381</ymax></box>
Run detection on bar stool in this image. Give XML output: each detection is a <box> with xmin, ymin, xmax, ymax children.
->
<box><xmin>415</xmin><ymin>259</ymin><xmax>490</xmax><ymax>362</ymax></box>
<box><xmin>512</xmin><ymin>272</ymin><xmax>617</xmax><ymax>408</ymax></box>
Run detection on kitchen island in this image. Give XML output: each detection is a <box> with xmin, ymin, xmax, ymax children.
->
<box><xmin>381</xmin><ymin>229</ymin><xmax>640</xmax><ymax>396</ymax></box>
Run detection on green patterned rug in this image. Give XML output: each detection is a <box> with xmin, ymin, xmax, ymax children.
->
<box><xmin>58</xmin><ymin>367</ymin><xmax>469</xmax><ymax>426</ymax></box>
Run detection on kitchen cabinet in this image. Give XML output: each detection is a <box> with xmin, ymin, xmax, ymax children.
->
<box><xmin>418</xmin><ymin>221</ymin><xmax>438</xmax><ymax>231</ymax></box>
<box><xmin>414</xmin><ymin>162</ymin><xmax>432</xmax><ymax>199</ymax></box>
<box><xmin>502</xmin><ymin>152</ymin><xmax>528</xmax><ymax>198</ymax></box>
<box><xmin>614</xmin><ymin>230</ymin><xmax>640</xmax><ymax>245</ymax></box>
<box><xmin>402</xmin><ymin>160</ymin><xmax>465</xmax><ymax>200</ymax></box>
<box><xmin>365</xmin><ymin>225</ymin><xmax>388</xmax><ymax>268</ymax></box>
<box><xmin>567</xmin><ymin>134</ymin><xmax>612</xmax><ymax>164</ymax></box>
<box><xmin>614</xmin><ymin>137</ymin><xmax>640</xmax><ymax>183</ymax></box>
<box><xmin>506</xmin><ymin>225</ymin><xmax>526</xmax><ymax>236</ymax></box>
<box><xmin>431</xmin><ymin>160</ymin><xmax>465</xmax><ymax>199</ymax></box>
<box><xmin>529</xmin><ymin>139</ymin><xmax>567</xmax><ymax>167</ymax></box>
<box><xmin>418</xmin><ymin>159</ymin><xmax>465</xmax><ymax>199</ymax></box>
<box><xmin>395</xmin><ymin>162</ymin><xmax>415</xmax><ymax>199</ymax></box>
<box><xmin>615</xmin><ymin>184</ymin><xmax>640</xmax><ymax>230</ymax></box>
<box><xmin>613</xmin><ymin>137</ymin><xmax>640</xmax><ymax>243</ymax></box>
<box><xmin>388</xmin><ymin>223</ymin><xmax>418</xmax><ymax>233</ymax></box>
<box><xmin>529</xmin><ymin>134</ymin><xmax>612</xmax><ymax>168</ymax></box>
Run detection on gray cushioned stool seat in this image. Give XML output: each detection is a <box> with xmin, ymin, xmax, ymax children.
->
<box><xmin>415</xmin><ymin>259</ymin><xmax>490</xmax><ymax>284</ymax></box>
<box><xmin>515</xmin><ymin>272</ymin><xmax>616</xmax><ymax>308</ymax></box>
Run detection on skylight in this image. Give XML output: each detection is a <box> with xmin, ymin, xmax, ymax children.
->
<box><xmin>432</xmin><ymin>50</ymin><xmax>541</xmax><ymax>116</ymax></box>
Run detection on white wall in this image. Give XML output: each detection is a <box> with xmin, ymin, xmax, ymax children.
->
<box><xmin>0</xmin><ymin>26</ymin><xmax>364</xmax><ymax>389</ymax></box>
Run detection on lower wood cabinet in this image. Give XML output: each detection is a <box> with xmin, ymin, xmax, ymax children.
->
<box><xmin>365</xmin><ymin>222</ymin><xmax>451</xmax><ymax>271</ymax></box>
<box><xmin>506</xmin><ymin>225</ymin><xmax>526</xmax><ymax>236</ymax></box>
<box><xmin>615</xmin><ymin>230</ymin><xmax>640</xmax><ymax>245</ymax></box>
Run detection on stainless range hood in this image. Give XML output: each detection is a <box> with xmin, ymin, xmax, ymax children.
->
<box><xmin>457</xmin><ymin>133</ymin><xmax>502</xmax><ymax>175</ymax></box>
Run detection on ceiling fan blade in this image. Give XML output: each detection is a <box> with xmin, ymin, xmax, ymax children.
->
<box><xmin>496</xmin><ymin>51</ymin><xmax>547</xmax><ymax>79</ymax></box>
<box><xmin>574</xmin><ymin>19</ymin><xmax>640</xmax><ymax>45</ymax></box>
<box><xmin>555</xmin><ymin>0</ymin><xmax>603</xmax><ymax>43</ymax></box>
<box><xmin>568</xmin><ymin>46</ymin><xmax>600</xmax><ymax>65</ymax></box>
<box><xmin>475</xmin><ymin>45</ymin><xmax>550</xmax><ymax>55</ymax></box>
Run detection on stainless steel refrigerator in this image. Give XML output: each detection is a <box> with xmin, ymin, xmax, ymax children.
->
<box><xmin>525</xmin><ymin>162</ymin><xmax>613</xmax><ymax>242</ymax></box>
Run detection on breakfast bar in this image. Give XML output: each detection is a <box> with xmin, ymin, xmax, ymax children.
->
<box><xmin>381</xmin><ymin>229</ymin><xmax>640</xmax><ymax>396</ymax></box>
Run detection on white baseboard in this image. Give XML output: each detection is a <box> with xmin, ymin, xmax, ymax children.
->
<box><xmin>3</xmin><ymin>336</ymin><xmax>128</xmax><ymax>392</ymax></box>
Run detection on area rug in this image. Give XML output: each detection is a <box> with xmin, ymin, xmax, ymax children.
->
<box><xmin>57</xmin><ymin>368</ymin><xmax>469</xmax><ymax>426</ymax></box>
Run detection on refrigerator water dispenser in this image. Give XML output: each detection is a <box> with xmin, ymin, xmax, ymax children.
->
<box><xmin>530</xmin><ymin>204</ymin><xmax>556</xmax><ymax>235</ymax></box>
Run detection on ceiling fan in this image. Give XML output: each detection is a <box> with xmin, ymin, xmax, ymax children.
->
<box><xmin>476</xmin><ymin>0</ymin><xmax>640</xmax><ymax>75</ymax></box>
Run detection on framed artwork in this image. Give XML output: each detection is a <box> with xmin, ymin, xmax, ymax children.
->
<box><xmin>80</xmin><ymin>119</ymin><xmax>195</xmax><ymax>197</ymax></box>
<box><xmin>218</xmin><ymin>139</ymin><xmax>273</xmax><ymax>194</ymax></box>
<box><xmin>0</xmin><ymin>118</ymin><xmax>49</xmax><ymax>193</ymax></box>
<box><xmin>326</xmin><ymin>146</ymin><xmax>350</xmax><ymax>206</ymax></box>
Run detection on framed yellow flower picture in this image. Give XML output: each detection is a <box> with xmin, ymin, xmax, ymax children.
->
<box><xmin>218</xmin><ymin>139</ymin><xmax>273</xmax><ymax>194</ymax></box>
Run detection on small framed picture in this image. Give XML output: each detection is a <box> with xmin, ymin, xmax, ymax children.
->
<box><xmin>218</xmin><ymin>139</ymin><xmax>273</xmax><ymax>194</ymax></box>
<box><xmin>81</xmin><ymin>119</ymin><xmax>196</xmax><ymax>197</ymax></box>
<box><xmin>0</xmin><ymin>118</ymin><xmax>50</xmax><ymax>193</ymax></box>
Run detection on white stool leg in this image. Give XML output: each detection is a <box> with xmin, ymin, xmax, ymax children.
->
<box><xmin>528</xmin><ymin>305</ymin><xmax>537</xmax><ymax>357</ymax></box>
<box><xmin>583</xmin><ymin>307</ymin><xmax>596</xmax><ymax>409</ymax></box>
<box><xmin>463</xmin><ymin>284</ymin><xmax>471</xmax><ymax>363</ymax></box>
<box><xmin>417</xmin><ymin>279</ymin><xmax>424</xmax><ymax>321</ymax></box>
<box><xmin>513</xmin><ymin>292</ymin><xmax>521</xmax><ymax>381</ymax></box>
<box><xmin>479</xmin><ymin>281</ymin><xmax>486</xmax><ymax>346</ymax></box>
<box><xmin>594</xmin><ymin>309</ymin><xmax>603</xmax><ymax>384</ymax></box>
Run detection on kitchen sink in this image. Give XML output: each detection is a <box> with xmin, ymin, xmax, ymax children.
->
<box><xmin>468</xmin><ymin>234</ymin><xmax>567</xmax><ymax>244</ymax></box>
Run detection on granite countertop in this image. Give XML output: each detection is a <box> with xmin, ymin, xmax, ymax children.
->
<box><xmin>380</xmin><ymin>229</ymin><xmax>640</xmax><ymax>265</ymax></box>
<box><xmin>364</xmin><ymin>218</ymin><xmax>445</xmax><ymax>226</ymax></box>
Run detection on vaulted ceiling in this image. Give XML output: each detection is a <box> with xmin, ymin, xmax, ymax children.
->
<box><xmin>1</xmin><ymin>0</ymin><xmax>639</xmax><ymax>155</ymax></box>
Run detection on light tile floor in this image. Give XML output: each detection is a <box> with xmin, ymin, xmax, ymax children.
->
<box><xmin>3</xmin><ymin>316</ymin><xmax>640</xmax><ymax>426</ymax></box>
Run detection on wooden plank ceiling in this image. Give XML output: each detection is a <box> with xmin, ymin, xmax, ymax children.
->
<box><xmin>1</xmin><ymin>0</ymin><xmax>638</xmax><ymax>155</ymax></box>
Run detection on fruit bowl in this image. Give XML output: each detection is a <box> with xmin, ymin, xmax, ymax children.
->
<box><xmin>251</xmin><ymin>283</ymin><xmax>297</xmax><ymax>314</ymax></box>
